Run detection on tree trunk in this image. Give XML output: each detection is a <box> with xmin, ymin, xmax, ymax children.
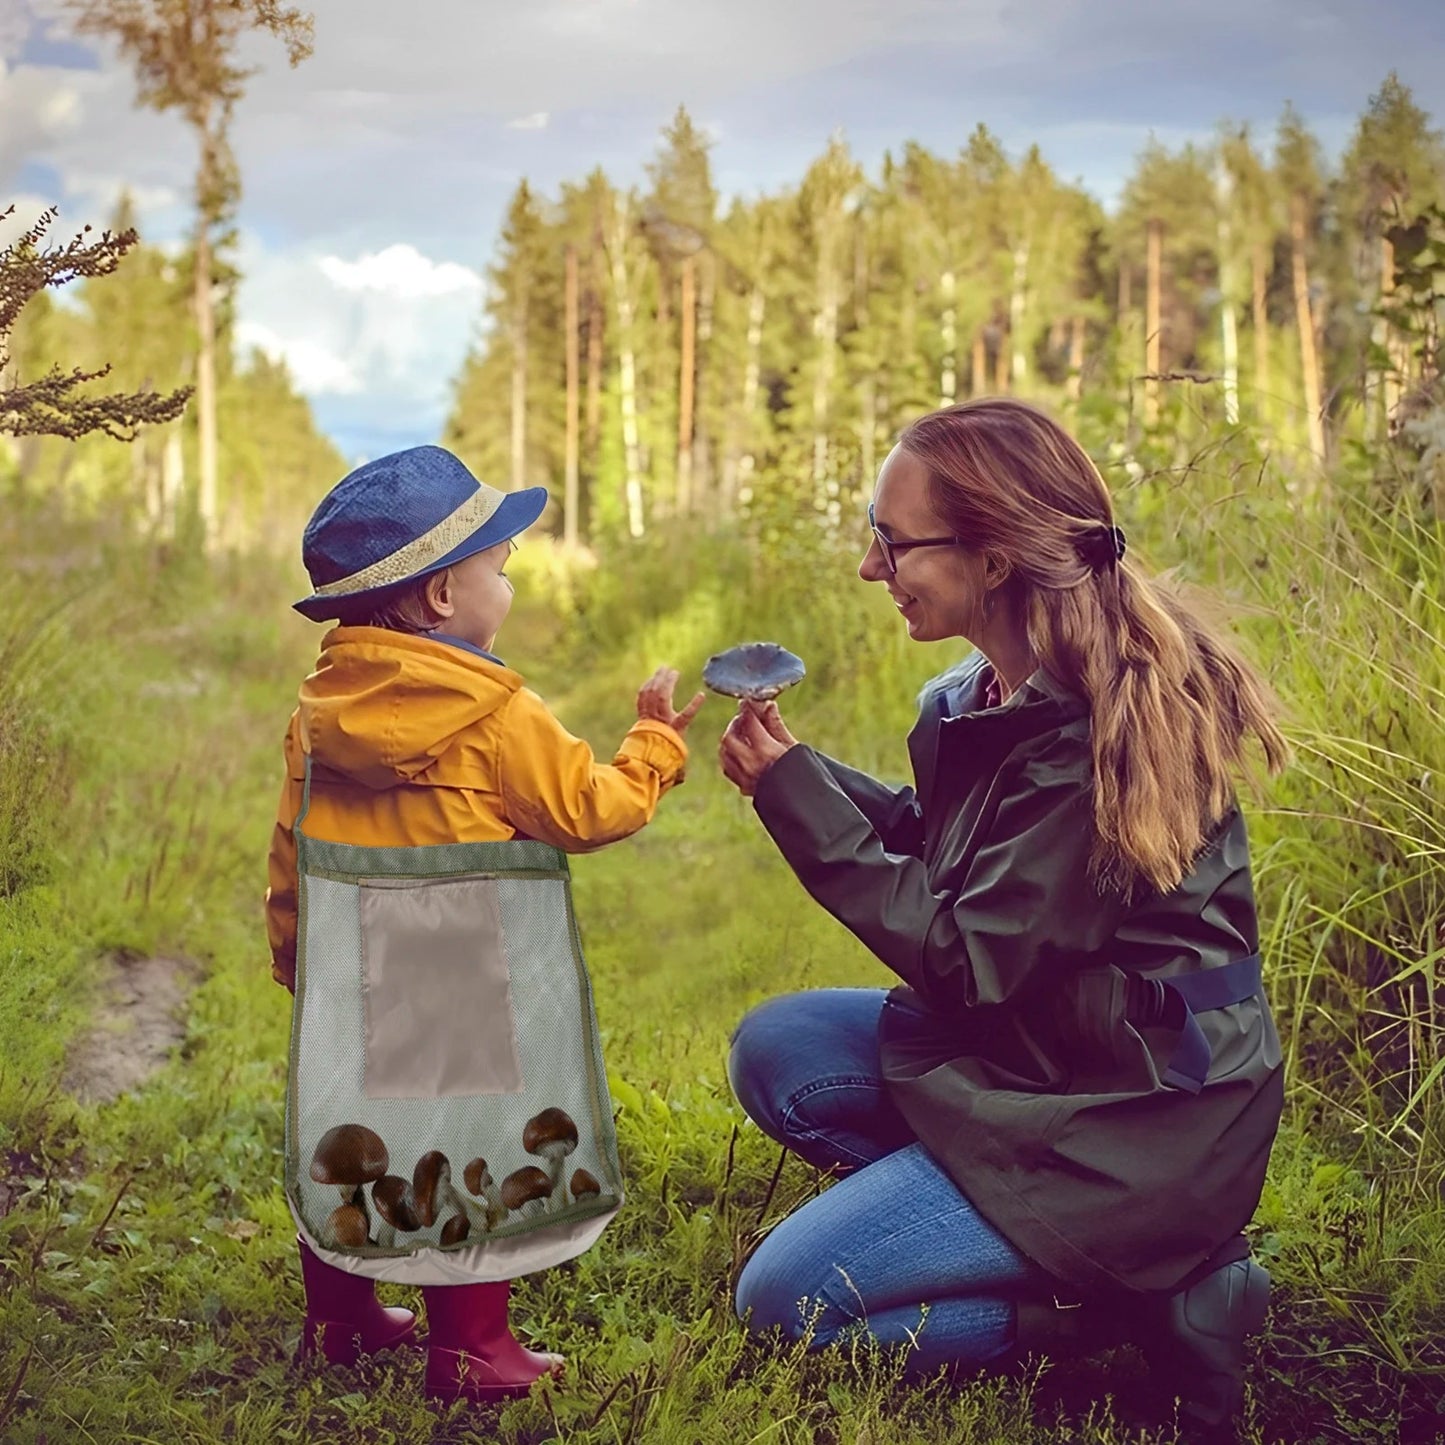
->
<box><xmin>1251</xmin><ymin>241</ymin><xmax>1269</xmax><ymax>420</ymax></box>
<box><xmin>1289</xmin><ymin>193</ymin><xmax>1326</xmax><ymax>465</ymax></box>
<box><xmin>1145</xmin><ymin>218</ymin><xmax>1163</xmax><ymax>426</ymax></box>
<box><xmin>677</xmin><ymin>254</ymin><xmax>696</xmax><ymax>516</ymax></box>
<box><xmin>606</xmin><ymin>202</ymin><xmax>645</xmax><ymax>538</ymax></box>
<box><xmin>1066</xmin><ymin>315</ymin><xmax>1086</xmax><ymax>401</ymax></box>
<box><xmin>564</xmin><ymin>244</ymin><xmax>580</xmax><ymax>548</ymax></box>
<box><xmin>939</xmin><ymin>268</ymin><xmax>957</xmax><ymax>406</ymax></box>
<box><xmin>510</xmin><ymin>287</ymin><xmax>527</xmax><ymax>491</ymax></box>
<box><xmin>162</xmin><ymin>423</ymin><xmax>184</xmax><ymax>538</ymax></box>
<box><xmin>1217</xmin><ymin>191</ymin><xmax>1240</xmax><ymax>425</ymax></box>
<box><xmin>694</xmin><ymin>249</ymin><xmax>715</xmax><ymax>516</ymax></box>
<box><xmin>194</xmin><ymin>180</ymin><xmax>217</xmax><ymax>543</ymax></box>
<box><xmin>993</xmin><ymin>322</ymin><xmax>1010</xmax><ymax>392</ymax></box>
<box><xmin>971</xmin><ymin>331</ymin><xmax>986</xmax><ymax>396</ymax></box>
<box><xmin>812</xmin><ymin>265</ymin><xmax>839</xmax><ymax>489</ymax></box>
<box><xmin>1009</xmin><ymin>241</ymin><xmax>1029</xmax><ymax>385</ymax></box>
<box><xmin>585</xmin><ymin>284</ymin><xmax>604</xmax><ymax>455</ymax></box>
<box><xmin>727</xmin><ymin>282</ymin><xmax>766</xmax><ymax>518</ymax></box>
<box><xmin>1379</xmin><ymin>234</ymin><xmax>1400</xmax><ymax>433</ymax></box>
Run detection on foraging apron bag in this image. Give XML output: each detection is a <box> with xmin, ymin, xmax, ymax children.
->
<box><xmin>284</xmin><ymin>759</ymin><xmax>624</xmax><ymax>1283</ymax></box>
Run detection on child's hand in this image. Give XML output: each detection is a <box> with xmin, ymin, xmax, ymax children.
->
<box><xmin>637</xmin><ymin>666</ymin><xmax>707</xmax><ymax>735</ymax></box>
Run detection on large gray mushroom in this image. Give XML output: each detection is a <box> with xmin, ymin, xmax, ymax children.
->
<box><xmin>702</xmin><ymin>643</ymin><xmax>806</xmax><ymax>702</ymax></box>
<box><xmin>523</xmin><ymin>1108</ymin><xmax>579</xmax><ymax>1211</ymax></box>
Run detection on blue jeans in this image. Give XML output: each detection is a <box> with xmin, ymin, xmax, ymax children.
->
<box><xmin>727</xmin><ymin>989</ymin><xmax>1052</xmax><ymax>1378</ymax></box>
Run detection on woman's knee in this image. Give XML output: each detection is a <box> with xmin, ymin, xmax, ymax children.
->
<box><xmin>733</xmin><ymin>1237</ymin><xmax>847</xmax><ymax>1346</ymax></box>
<box><xmin>727</xmin><ymin>989</ymin><xmax>886</xmax><ymax>1118</ymax></box>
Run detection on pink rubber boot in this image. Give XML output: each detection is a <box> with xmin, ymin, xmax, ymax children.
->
<box><xmin>423</xmin><ymin>1280</ymin><xmax>565</xmax><ymax>1403</ymax></box>
<box><xmin>297</xmin><ymin>1236</ymin><xmax>418</xmax><ymax>1365</ymax></box>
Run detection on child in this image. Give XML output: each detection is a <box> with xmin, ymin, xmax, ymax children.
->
<box><xmin>265</xmin><ymin>445</ymin><xmax>705</xmax><ymax>1403</ymax></box>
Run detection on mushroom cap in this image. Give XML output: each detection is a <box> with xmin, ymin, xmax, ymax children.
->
<box><xmin>570</xmin><ymin>1168</ymin><xmax>601</xmax><ymax>1200</ymax></box>
<box><xmin>410</xmin><ymin>1151</ymin><xmax>452</xmax><ymax>1228</ymax></box>
<box><xmin>440</xmin><ymin>1213</ymin><xmax>470</xmax><ymax>1246</ymax></box>
<box><xmin>325</xmin><ymin>1201</ymin><xmax>370</xmax><ymax>1248</ymax></box>
<box><xmin>310</xmin><ymin>1124</ymin><xmax>388</xmax><ymax>1186</ymax></box>
<box><xmin>463</xmin><ymin>1157</ymin><xmax>493</xmax><ymax>1197</ymax></box>
<box><xmin>701</xmin><ymin>642</ymin><xmax>806</xmax><ymax>701</ymax></box>
<box><xmin>500</xmin><ymin>1165</ymin><xmax>553</xmax><ymax>1211</ymax></box>
<box><xmin>523</xmin><ymin>1107</ymin><xmax>578</xmax><ymax>1157</ymax></box>
<box><xmin>371</xmin><ymin>1175</ymin><xmax>421</xmax><ymax>1232</ymax></box>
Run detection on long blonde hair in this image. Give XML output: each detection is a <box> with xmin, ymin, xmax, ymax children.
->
<box><xmin>897</xmin><ymin>398</ymin><xmax>1291</xmax><ymax>898</ymax></box>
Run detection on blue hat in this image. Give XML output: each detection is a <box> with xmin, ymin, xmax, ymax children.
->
<box><xmin>293</xmin><ymin>446</ymin><xmax>547</xmax><ymax>621</ymax></box>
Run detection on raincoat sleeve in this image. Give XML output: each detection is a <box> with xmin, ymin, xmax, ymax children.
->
<box><xmin>752</xmin><ymin>739</ymin><xmax>1123</xmax><ymax>1010</ymax></box>
<box><xmin>498</xmin><ymin>686</ymin><xmax>689</xmax><ymax>853</ymax></box>
<box><xmin>813</xmin><ymin>753</ymin><xmax>925</xmax><ymax>857</ymax></box>
<box><xmin>264</xmin><ymin>721</ymin><xmax>304</xmax><ymax>991</ymax></box>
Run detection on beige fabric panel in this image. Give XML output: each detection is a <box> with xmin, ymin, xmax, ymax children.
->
<box><xmin>358</xmin><ymin>876</ymin><xmax>524</xmax><ymax>1098</ymax></box>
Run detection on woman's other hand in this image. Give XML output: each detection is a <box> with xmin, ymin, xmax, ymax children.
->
<box><xmin>637</xmin><ymin>666</ymin><xmax>707</xmax><ymax>734</ymax></box>
<box><xmin>719</xmin><ymin>699</ymin><xmax>799</xmax><ymax>796</ymax></box>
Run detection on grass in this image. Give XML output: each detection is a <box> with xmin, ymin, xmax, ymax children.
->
<box><xmin>1</xmin><ymin>426</ymin><xmax>1444</xmax><ymax>1443</ymax></box>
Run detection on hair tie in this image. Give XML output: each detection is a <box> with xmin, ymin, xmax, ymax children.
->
<box><xmin>1080</xmin><ymin>523</ymin><xmax>1127</xmax><ymax>573</ymax></box>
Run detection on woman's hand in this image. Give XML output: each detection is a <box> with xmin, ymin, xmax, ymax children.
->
<box><xmin>637</xmin><ymin>666</ymin><xmax>707</xmax><ymax>735</ymax></box>
<box><xmin>718</xmin><ymin>698</ymin><xmax>799</xmax><ymax>796</ymax></box>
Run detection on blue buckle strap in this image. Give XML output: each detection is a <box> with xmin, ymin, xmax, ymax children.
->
<box><xmin>1127</xmin><ymin>954</ymin><xmax>1263</xmax><ymax>1095</ymax></box>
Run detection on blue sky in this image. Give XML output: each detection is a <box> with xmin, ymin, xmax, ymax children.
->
<box><xmin>3</xmin><ymin>0</ymin><xmax>1442</xmax><ymax>466</ymax></box>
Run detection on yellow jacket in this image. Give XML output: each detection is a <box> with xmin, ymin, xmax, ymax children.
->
<box><xmin>264</xmin><ymin>627</ymin><xmax>689</xmax><ymax>988</ymax></box>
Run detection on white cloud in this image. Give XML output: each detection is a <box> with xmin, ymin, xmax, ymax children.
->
<box><xmin>232</xmin><ymin>234</ymin><xmax>485</xmax><ymax>421</ymax></box>
<box><xmin>234</xmin><ymin>318</ymin><xmax>363</xmax><ymax>395</ymax></box>
<box><xmin>318</xmin><ymin>244</ymin><xmax>483</xmax><ymax>300</ymax></box>
<box><xmin>506</xmin><ymin>111</ymin><xmax>549</xmax><ymax>131</ymax></box>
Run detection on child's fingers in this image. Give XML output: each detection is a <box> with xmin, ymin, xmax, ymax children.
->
<box><xmin>676</xmin><ymin>690</ymin><xmax>706</xmax><ymax>724</ymax></box>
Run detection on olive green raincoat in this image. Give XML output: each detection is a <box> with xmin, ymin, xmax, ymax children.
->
<box><xmin>752</xmin><ymin>652</ymin><xmax>1284</xmax><ymax>1296</ymax></box>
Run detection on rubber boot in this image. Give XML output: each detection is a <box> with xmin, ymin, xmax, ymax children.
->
<box><xmin>297</xmin><ymin>1236</ymin><xmax>419</xmax><ymax>1366</ymax></box>
<box><xmin>1140</xmin><ymin>1257</ymin><xmax>1271</xmax><ymax>1442</ymax></box>
<box><xmin>423</xmin><ymin>1280</ymin><xmax>565</xmax><ymax>1404</ymax></box>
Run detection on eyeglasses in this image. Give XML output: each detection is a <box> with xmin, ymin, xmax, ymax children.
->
<box><xmin>867</xmin><ymin>503</ymin><xmax>965</xmax><ymax>577</ymax></box>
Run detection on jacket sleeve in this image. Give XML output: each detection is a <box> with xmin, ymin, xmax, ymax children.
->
<box><xmin>264</xmin><ymin>719</ymin><xmax>304</xmax><ymax>991</ymax></box>
<box><xmin>752</xmin><ymin>739</ymin><xmax>1124</xmax><ymax>1011</ymax></box>
<box><xmin>813</xmin><ymin>753</ymin><xmax>926</xmax><ymax>857</ymax></box>
<box><xmin>498</xmin><ymin>687</ymin><xmax>689</xmax><ymax>853</ymax></box>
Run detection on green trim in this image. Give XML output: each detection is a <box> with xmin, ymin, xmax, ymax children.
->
<box><xmin>300</xmin><ymin>834</ymin><xmax>568</xmax><ymax>878</ymax></box>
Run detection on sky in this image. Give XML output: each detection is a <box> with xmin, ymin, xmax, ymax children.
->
<box><xmin>2</xmin><ymin>0</ymin><xmax>1443</xmax><ymax>467</ymax></box>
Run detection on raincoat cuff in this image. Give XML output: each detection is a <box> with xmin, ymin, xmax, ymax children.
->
<box><xmin>617</xmin><ymin>718</ymin><xmax>689</xmax><ymax>784</ymax></box>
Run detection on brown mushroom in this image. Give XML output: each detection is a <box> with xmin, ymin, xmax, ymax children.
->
<box><xmin>414</xmin><ymin>1150</ymin><xmax>488</xmax><ymax>1237</ymax></box>
<box><xmin>323</xmin><ymin>1196</ymin><xmax>370</xmax><ymax>1249</ymax></box>
<box><xmin>500</xmin><ymin>1165</ymin><xmax>553</xmax><ymax>1220</ymax></box>
<box><xmin>440</xmin><ymin>1212</ymin><xmax>470</xmax><ymax>1246</ymax></box>
<box><xmin>570</xmin><ymin>1168</ymin><xmax>601</xmax><ymax>1205</ymax></box>
<box><xmin>463</xmin><ymin>1157</ymin><xmax>507</xmax><ymax>1229</ymax></box>
<box><xmin>310</xmin><ymin>1125</ymin><xmax>388</xmax><ymax>1242</ymax></box>
<box><xmin>522</xmin><ymin>1108</ymin><xmax>579</xmax><ymax>1211</ymax></box>
<box><xmin>371</xmin><ymin>1174</ymin><xmax>421</xmax><ymax>1246</ymax></box>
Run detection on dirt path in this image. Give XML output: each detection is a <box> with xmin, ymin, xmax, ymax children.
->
<box><xmin>62</xmin><ymin>953</ymin><xmax>198</xmax><ymax>1106</ymax></box>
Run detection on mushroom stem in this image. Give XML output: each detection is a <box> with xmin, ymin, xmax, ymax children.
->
<box><xmin>438</xmin><ymin>1175</ymin><xmax>489</xmax><ymax>1235</ymax></box>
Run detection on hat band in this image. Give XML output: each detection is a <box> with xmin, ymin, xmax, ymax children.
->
<box><xmin>312</xmin><ymin>486</ymin><xmax>505</xmax><ymax>597</ymax></box>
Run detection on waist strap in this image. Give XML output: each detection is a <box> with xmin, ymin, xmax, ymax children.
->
<box><xmin>1125</xmin><ymin>954</ymin><xmax>1263</xmax><ymax>1095</ymax></box>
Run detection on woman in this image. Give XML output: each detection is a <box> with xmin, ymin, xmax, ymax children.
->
<box><xmin>718</xmin><ymin>399</ymin><xmax>1290</xmax><ymax>1440</ymax></box>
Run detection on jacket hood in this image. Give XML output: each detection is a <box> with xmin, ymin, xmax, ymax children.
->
<box><xmin>296</xmin><ymin>627</ymin><xmax>522</xmax><ymax>790</ymax></box>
